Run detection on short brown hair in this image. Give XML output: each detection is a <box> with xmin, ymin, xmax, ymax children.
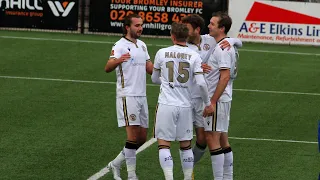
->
<box><xmin>181</xmin><ymin>14</ymin><xmax>205</xmax><ymax>33</ymax></box>
<box><xmin>170</xmin><ymin>22</ymin><xmax>189</xmax><ymax>42</ymax></box>
<box><xmin>212</xmin><ymin>11</ymin><xmax>232</xmax><ymax>34</ymax></box>
<box><xmin>122</xmin><ymin>14</ymin><xmax>142</xmax><ymax>35</ymax></box>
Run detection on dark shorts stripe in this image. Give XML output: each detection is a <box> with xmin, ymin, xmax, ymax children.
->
<box><xmin>212</xmin><ymin>102</ymin><xmax>218</xmax><ymax>131</ymax></box>
<box><xmin>122</xmin><ymin>97</ymin><xmax>129</xmax><ymax>126</ymax></box>
<box><xmin>153</xmin><ymin>103</ymin><xmax>159</xmax><ymax>138</ymax></box>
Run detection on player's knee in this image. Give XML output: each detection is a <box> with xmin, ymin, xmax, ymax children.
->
<box><xmin>220</xmin><ymin>141</ymin><xmax>230</xmax><ymax>148</ymax></box>
<box><xmin>195</xmin><ymin>141</ymin><xmax>207</xmax><ymax>150</ymax></box>
<box><xmin>138</xmin><ymin>135</ymin><xmax>147</xmax><ymax>144</ymax></box>
<box><xmin>180</xmin><ymin>144</ymin><xmax>192</xmax><ymax>151</ymax></box>
<box><xmin>125</xmin><ymin>140</ymin><xmax>138</xmax><ymax>150</ymax></box>
<box><xmin>205</xmin><ymin>133</ymin><xmax>220</xmax><ymax>146</ymax></box>
<box><xmin>220</xmin><ymin>133</ymin><xmax>230</xmax><ymax>147</ymax></box>
<box><xmin>196</xmin><ymin>135</ymin><xmax>207</xmax><ymax>146</ymax></box>
<box><xmin>179</xmin><ymin>140</ymin><xmax>191</xmax><ymax>150</ymax></box>
<box><xmin>205</xmin><ymin>133</ymin><xmax>213</xmax><ymax>142</ymax></box>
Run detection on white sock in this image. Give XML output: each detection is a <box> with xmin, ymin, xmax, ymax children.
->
<box><xmin>112</xmin><ymin>149</ymin><xmax>125</xmax><ymax>167</ymax></box>
<box><xmin>210</xmin><ymin>148</ymin><xmax>224</xmax><ymax>180</ymax></box>
<box><xmin>124</xmin><ymin>147</ymin><xmax>137</xmax><ymax>178</ymax></box>
<box><xmin>192</xmin><ymin>142</ymin><xmax>206</xmax><ymax>165</ymax></box>
<box><xmin>223</xmin><ymin>147</ymin><xmax>233</xmax><ymax>180</ymax></box>
<box><xmin>179</xmin><ymin>149</ymin><xmax>194</xmax><ymax>180</ymax></box>
<box><xmin>159</xmin><ymin>148</ymin><xmax>173</xmax><ymax>180</ymax></box>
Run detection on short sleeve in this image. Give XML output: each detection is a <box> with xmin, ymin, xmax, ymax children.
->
<box><xmin>217</xmin><ymin>49</ymin><xmax>232</xmax><ymax>69</ymax></box>
<box><xmin>109</xmin><ymin>43</ymin><xmax>123</xmax><ymax>59</ymax></box>
<box><xmin>144</xmin><ymin>44</ymin><xmax>151</xmax><ymax>61</ymax></box>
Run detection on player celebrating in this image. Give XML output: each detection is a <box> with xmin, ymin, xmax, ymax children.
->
<box><xmin>203</xmin><ymin>12</ymin><xmax>239</xmax><ymax>180</ymax></box>
<box><xmin>151</xmin><ymin>22</ymin><xmax>214</xmax><ymax>180</ymax></box>
<box><xmin>181</xmin><ymin>14</ymin><xmax>242</xmax><ymax>170</ymax></box>
<box><xmin>104</xmin><ymin>14</ymin><xmax>153</xmax><ymax>180</ymax></box>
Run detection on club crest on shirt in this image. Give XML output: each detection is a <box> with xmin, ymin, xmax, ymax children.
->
<box><xmin>203</xmin><ymin>44</ymin><xmax>210</xmax><ymax>51</ymax></box>
<box><xmin>130</xmin><ymin>114</ymin><xmax>136</xmax><ymax>121</ymax></box>
<box><xmin>142</xmin><ymin>45</ymin><xmax>146</xmax><ymax>52</ymax></box>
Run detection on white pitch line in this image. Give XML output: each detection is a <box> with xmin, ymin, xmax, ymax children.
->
<box><xmin>192</xmin><ymin>135</ymin><xmax>317</xmax><ymax>144</ymax></box>
<box><xmin>234</xmin><ymin>88</ymin><xmax>320</xmax><ymax>96</ymax></box>
<box><xmin>239</xmin><ymin>49</ymin><xmax>320</xmax><ymax>56</ymax></box>
<box><xmin>87</xmin><ymin>138</ymin><xmax>157</xmax><ymax>180</ymax></box>
<box><xmin>1</xmin><ymin>35</ymin><xmax>319</xmax><ymax>56</ymax></box>
<box><xmin>228</xmin><ymin>137</ymin><xmax>317</xmax><ymax>144</ymax></box>
<box><xmin>1</xmin><ymin>75</ymin><xmax>320</xmax><ymax>96</ymax></box>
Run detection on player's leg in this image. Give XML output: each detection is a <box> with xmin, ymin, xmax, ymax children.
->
<box><xmin>112</xmin><ymin>97</ymin><xmax>142</xmax><ymax>180</ymax></box>
<box><xmin>109</xmin><ymin>97</ymin><xmax>148</xmax><ymax>180</ymax></box>
<box><xmin>125</xmin><ymin>125</ymin><xmax>140</xmax><ymax>180</ymax></box>
<box><xmin>177</xmin><ymin>107</ymin><xmax>194</xmax><ymax>180</ymax></box>
<box><xmin>107</xmin><ymin>97</ymin><xmax>128</xmax><ymax>180</ymax></box>
<box><xmin>179</xmin><ymin>140</ymin><xmax>193</xmax><ymax>180</ymax></box>
<box><xmin>204</xmin><ymin>102</ymin><xmax>224</xmax><ymax>180</ymax></box>
<box><xmin>220</xmin><ymin>133</ymin><xmax>233</xmax><ymax>180</ymax></box>
<box><xmin>155</xmin><ymin>104</ymin><xmax>177</xmax><ymax>180</ymax></box>
<box><xmin>158</xmin><ymin>139</ymin><xmax>173</xmax><ymax>180</ymax></box>
<box><xmin>192</xmin><ymin>98</ymin><xmax>207</xmax><ymax>165</ymax></box>
<box><xmin>193</xmin><ymin>128</ymin><xmax>206</xmax><ymax>162</ymax></box>
<box><xmin>219</xmin><ymin>102</ymin><xmax>233</xmax><ymax>180</ymax></box>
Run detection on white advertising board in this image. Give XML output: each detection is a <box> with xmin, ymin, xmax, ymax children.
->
<box><xmin>229</xmin><ymin>0</ymin><xmax>320</xmax><ymax>46</ymax></box>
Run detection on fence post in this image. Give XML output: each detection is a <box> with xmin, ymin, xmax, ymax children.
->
<box><xmin>80</xmin><ymin>0</ymin><xmax>85</xmax><ymax>34</ymax></box>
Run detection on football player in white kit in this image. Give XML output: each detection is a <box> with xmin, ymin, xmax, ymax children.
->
<box><xmin>181</xmin><ymin>14</ymin><xmax>242</xmax><ymax>170</ymax></box>
<box><xmin>151</xmin><ymin>22</ymin><xmax>214</xmax><ymax>180</ymax></box>
<box><xmin>202</xmin><ymin>12</ymin><xmax>239</xmax><ymax>180</ymax></box>
<box><xmin>104</xmin><ymin>14</ymin><xmax>153</xmax><ymax>180</ymax></box>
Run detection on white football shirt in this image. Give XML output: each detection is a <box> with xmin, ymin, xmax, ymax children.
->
<box><xmin>206</xmin><ymin>38</ymin><xmax>239</xmax><ymax>102</ymax></box>
<box><xmin>153</xmin><ymin>44</ymin><xmax>203</xmax><ymax>107</ymax></box>
<box><xmin>187</xmin><ymin>34</ymin><xmax>216</xmax><ymax>99</ymax></box>
<box><xmin>110</xmin><ymin>37</ymin><xmax>150</xmax><ymax>97</ymax></box>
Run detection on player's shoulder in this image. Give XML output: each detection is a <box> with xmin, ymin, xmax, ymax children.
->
<box><xmin>137</xmin><ymin>39</ymin><xmax>147</xmax><ymax>46</ymax></box>
<box><xmin>215</xmin><ymin>44</ymin><xmax>235</xmax><ymax>57</ymax></box>
<box><xmin>155</xmin><ymin>46</ymin><xmax>171</xmax><ymax>56</ymax></box>
<box><xmin>201</xmin><ymin>34</ymin><xmax>215</xmax><ymax>41</ymax></box>
<box><xmin>113</xmin><ymin>38</ymin><xmax>126</xmax><ymax>47</ymax></box>
<box><xmin>160</xmin><ymin>45</ymin><xmax>175</xmax><ymax>52</ymax></box>
<box><xmin>201</xmin><ymin>34</ymin><xmax>213</xmax><ymax>39</ymax></box>
<box><xmin>187</xmin><ymin>47</ymin><xmax>201</xmax><ymax>57</ymax></box>
<box><xmin>202</xmin><ymin>34</ymin><xmax>216</xmax><ymax>44</ymax></box>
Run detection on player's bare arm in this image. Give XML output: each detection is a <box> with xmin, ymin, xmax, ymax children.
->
<box><xmin>104</xmin><ymin>52</ymin><xmax>130</xmax><ymax>73</ymax></box>
<box><xmin>210</xmin><ymin>69</ymin><xmax>230</xmax><ymax>104</ymax></box>
<box><xmin>201</xmin><ymin>63</ymin><xmax>212</xmax><ymax>73</ymax></box>
<box><xmin>146</xmin><ymin>60</ymin><xmax>153</xmax><ymax>75</ymax></box>
<box><xmin>220</xmin><ymin>38</ymin><xmax>243</xmax><ymax>50</ymax></box>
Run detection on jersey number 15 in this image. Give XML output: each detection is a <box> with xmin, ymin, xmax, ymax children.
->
<box><xmin>166</xmin><ymin>61</ymin><xmax>190</xmax><ymax>83</ymax></box>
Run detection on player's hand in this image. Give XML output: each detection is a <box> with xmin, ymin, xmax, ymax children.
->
<box><xmin>220</xmin><ymin>40</ymin><xmax>231</xmax><ymax>50</ymax></box>
<box><xmin>117</xmin><ymin>53</ymin><xmax>131</xmax><ymax>63</ymax></box>
<box><xmin>201</xmin><ymin>63</ymin><xmax>212</xmax><ymax>73</ymax></box>
<box><xmin>203</xmin><ymin>103</ymin><xmax>215</xmax><ymax>117</ymax></box>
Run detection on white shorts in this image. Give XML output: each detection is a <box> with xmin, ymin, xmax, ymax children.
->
<box><xmin>154</xmin><ymin>104</ymin><xmax>193</xmax><ymax>141</ymax></box>
<box><xmin>116</xmin><ymin>96</ymin><xmax>149</xmax><ymax>128</ymax></box>
<box><xmin>204</xmin><ymin>101</ymin><xmax>231</xmax><ymax>132</ymax></box>
<box><xmin>192</xmin><ymin>98</ymin><xmax>205</xmax><ymax>128</ymax></box>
